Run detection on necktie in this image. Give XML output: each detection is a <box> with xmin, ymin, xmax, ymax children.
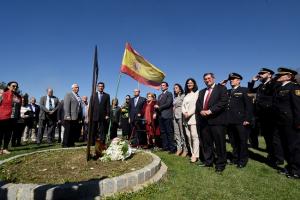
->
<box><xmin>203</xmin><ymin>88</ymin><xmax>212</xmax><ymax>110</ymax></box>
<box><xmin>49</xmin><ymin>97</ymin><xmax>53</xmax><ymax>111</ymax></box>
<box><xmin>134</xmin><ymin>97</ymin><xmax>138</xmax><ymax>107</ymax></box>
<box><xmin>75</xmin><ymin>93</ymin><xmax>81</xmax><ymax>106</ymax></box>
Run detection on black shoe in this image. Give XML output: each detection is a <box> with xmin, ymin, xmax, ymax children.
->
<box><xmin>215</xmin><ymin>167</ymin><xmax>225</xmax><ymax>173</ymax></box>
<box><xmin>278</xmin><ymin>168</ymin><xmax>290</xmax><ymax>176</ymax></box>
<box><xmin>227</xmin><ymin>160</ymin><xmax>238</xmax><ymax>165</ymax></box>
<box><xmin>237</xmin><ymin>164</ymin><xmax>246</xmax><ymax>168</ymax></box>
<box><xmin>287</xmin><ymin>174</ymin><xmax>300</xmax><ymax>179</ymax></box>
<box><xmin>199</xmin><ymin>162</ymin><xmax>213</xmax><ymax>167</ymax></box>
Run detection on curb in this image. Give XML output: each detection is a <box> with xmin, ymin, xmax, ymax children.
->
<box><xmin>0</xmin><ymin>148</ymin><xmax>167</xmax><ymax>200</ymax></box>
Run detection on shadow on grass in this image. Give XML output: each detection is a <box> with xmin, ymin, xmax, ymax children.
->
<box><xmin>33</xmin><ymin>176</ymin><xmax>107</xmax><ymax>200</ymax></box>
<box><xmin>248</xmin><ymin>150</ymin><xmax>282</xmax><ymax>170</ymax></box>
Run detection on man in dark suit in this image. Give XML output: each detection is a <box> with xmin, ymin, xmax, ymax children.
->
<box><xmin>63</xmin><ymin>83</ymin><xmax>83</xmax><ymax>147</ymax></box>
<box><xmin>155</xmin><ymin>82</ymin><xmax>176</xmax><ymax>153</ymax></box>
<box><xmin>196</xmin><ymin>73</ymin><xmax>228</xmax><ymax>173</ymax></box>
<box><xmin>37</xmin><ymin>88</ymin><xmax>59</xmax><ymax>145</ymax></box>
<box><xmin>128</xmin><ymin>89</ymin><xmax>146</xmax><ymax>146</ymax></box>
<box><xmin>56</xmin><ymin>99</ymin><xmax>64</xmax><ymax>143</ymax></box>
<box><xmin>24</xmin><ymin>97</ymin><xmax>40</xmax><ymax>142</ymax></box>
<box><xmin>225</xmin><ymin>73</ymin><xmax>253</xmax><ymax>168</ymax></box>
<box><xmin>273</xmin><ymin>67</ymin><xmax>300</xmax><ymax>179</ymax></box>
<box><xmin>248</xmin><ymin>68</ymin><xmax>284</xmax><ymax>166</ymax></box>
<box><xmin>91</xmin><ymin>82</ymin><xmax>110</xmax><ymax>144</ymax></box>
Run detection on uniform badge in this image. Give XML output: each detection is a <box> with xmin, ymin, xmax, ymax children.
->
<box><xmin>295</xmin><ymin>90</ymin><xmax>300</xmax><ymax>96</ymax></box>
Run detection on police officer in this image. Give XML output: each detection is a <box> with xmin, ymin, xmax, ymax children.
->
<box><xmin>248</xmin><ymin>68</ymin><xmax>284</xmax><ymax>166</ymax></box>
<box><xmin>273</xmin><ymin>67</ymin><xmax>300</xmax><ymax>179</ymax></box>
<box><xmin>225</xmin><ymin>73</ymin><xmax>253</xmax><ymax>168</ymax></box>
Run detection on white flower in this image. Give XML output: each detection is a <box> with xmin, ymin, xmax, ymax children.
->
<box><xmin>100</xmin><ymin>138</ymin><xmax>132</xmax><ymax>162</ymax></box>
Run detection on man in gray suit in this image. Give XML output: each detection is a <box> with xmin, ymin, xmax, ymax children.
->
<box><xmin>63</xmin><ymin>83</ymin><xmax>82</xmax><ymax>147</ymax></box>
<box><xmin>37</xmin><ymin>88</ymin><xmax>59</xmax><ymax>145</ymax></box>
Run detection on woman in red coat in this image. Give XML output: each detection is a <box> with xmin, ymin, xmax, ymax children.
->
<box><xmin>0</xmin><ymin>81</ymin><xmax>22</xmax><ymax>155</ymax></box>
<box><xmin>141</xmin><ymin>92</ymin><xmax>157</xmax><ymax>148</ymax></box>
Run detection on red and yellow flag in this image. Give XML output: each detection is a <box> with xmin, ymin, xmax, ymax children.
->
<box><xmin>120</xmin><ymin>43</ymin><xmax>165</xmax><ymax>89</ymax></box>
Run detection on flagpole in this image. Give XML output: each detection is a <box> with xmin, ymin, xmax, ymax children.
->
<box><xmin>87</xmin><ymin>46</ymin><xmax>99</xmax><ymax>161</ymax></box>
<box><xmin>105</xmin><ymin>72</ymin><xmax>122</xmax><ymax>144</ymax></box>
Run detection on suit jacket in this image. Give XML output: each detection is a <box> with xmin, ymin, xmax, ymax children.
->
<box><xmin>64</xmin><ymin>92</ymin><xmax>82</xmax><ymax>121</ymax></box>
<box><xmin>57</xmin><ymin>100</ymin><xmax>64</xmax><ymax>122</ymax></box>
<box><xmin>128</xmin><ymin>96</ymin><xmax>146</xmax><ymax>122</ymax></box>
<box><xmin>182</xmin><ymin>91</ymin><xmax>199</xmax><ymax>125</ymax></box>
<box><xmin>196</xmin><ymin>84</ymin><xmax>228</xmax><ymax>125</ymax></box>
<box><xmin>157</xmin><ymin>90</ymin><xmax>173</xmax><ymax>119</ymax></box>
<box><xmin>39</xmin><ymin>95</ymin><xmax>59</xmax><ymax>120</ymax></box>
<box><xmin>226</xmin><ymin>86</ymin><xmax>253</xmax><ymax>125</ymax></box>
<box><xmin>91</xmin><ymin>92</ymin><xmax>110</xmax><ymax>122</ymax></box>
<box><xmin>248</xmin><ymin>79</ymin><xmax>279</xmax><ymax>117</ymax></box>
<box><xmin>273</xmin><ymin>82</ymin><xmax>300</xmax><ymax>126</ymax></box>
<box><xmin>173</xmin><ymin>94</ymin><xmax>185</xmax><ymax>119</ymax></box>
<box><xmin>28</xmin><ymin>103</ymin><xmax>40</xmax><ymax>121</ymax></box>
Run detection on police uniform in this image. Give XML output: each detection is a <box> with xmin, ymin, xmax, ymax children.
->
<box><xmin>226</xmin><ymin>73</ymin><xmax>253</xmax><ymax>167</ymax></box>
<box><xmin>273</xmin><ymin>68</ymin><xmax>300</xmax><ymax>178</ymax></box>
<box><xmin>248</xmin><ymin>68</ymin><xmax>284</xmax><ymax>164</ymax></box>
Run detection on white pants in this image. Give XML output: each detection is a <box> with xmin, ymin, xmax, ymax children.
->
<box><xmin>185</xmin><ymin>124</ymin><xmax>200</xmax><ymax>158</ymax></box>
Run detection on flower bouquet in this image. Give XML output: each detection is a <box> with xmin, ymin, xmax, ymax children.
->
<box><xmin>100</xmin><ymin>138</ymin><xmax>132</xmax><ymax>162</ymax></box>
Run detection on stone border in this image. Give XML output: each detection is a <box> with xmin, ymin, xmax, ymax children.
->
<box><xmin>0</xmin><ymin>147</ymin><xmax>167</xmax><ymax>200</ymax></box>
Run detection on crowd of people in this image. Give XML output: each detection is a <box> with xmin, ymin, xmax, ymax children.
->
<box><xmin>0</xmin><ymin>67</ymin><xmax>299</xmax><ymax>179</ymax></box>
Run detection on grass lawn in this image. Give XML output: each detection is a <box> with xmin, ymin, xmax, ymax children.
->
<box><xmin>1</xmin><ymin>139</ymin><xmax>300</xmax><ymax>200</ymax></box>
<box><xmin>110</xmin><ymin>138</ymin><xmax>300</xmax><ymax>200</ymax></box>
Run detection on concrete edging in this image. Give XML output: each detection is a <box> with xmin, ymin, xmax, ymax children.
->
<box><xmin>0</xmin><ymin>147</ymin><xmax>167</xmax><ymax>200</ymax></box>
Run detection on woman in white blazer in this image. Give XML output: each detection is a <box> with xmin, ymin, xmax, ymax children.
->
<box><xmin>182</xmin><ymin>78</ymin><xmax>200</xmax><ymax>163</ymax></box>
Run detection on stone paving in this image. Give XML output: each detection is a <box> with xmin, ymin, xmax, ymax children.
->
<box><xmin>0</xmin><ymin>148</ymin><xmax>167</xmax><ymax>200</ymax></box>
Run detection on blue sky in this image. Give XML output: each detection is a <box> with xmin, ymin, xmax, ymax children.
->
<box><xmin>1</xmin><ymin>0</ymin><xmax>300</xmax><ymax>104</ymax></box>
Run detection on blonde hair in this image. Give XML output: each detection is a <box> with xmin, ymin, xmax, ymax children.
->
<box><xmin>147</xmin><ymin>92</ymin><xmax>155</xmax><ymax>98</ymax></box>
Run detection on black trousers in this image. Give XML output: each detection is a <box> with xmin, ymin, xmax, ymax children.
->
<box><xmin>11</xmin><ymin>122</ymin><xmax>25</xmax><ymax>146</ymax></box>
<box><xmin>37</xmin><ymin>116</ymin><xmax>56</xmax><ymax>144</ymax></box>
<box><xmin>227</xmin><ymin>124</ymin><xmax>249</xmax><ymax>166</ymax></box>
<box><xmin>0</xmin><ymin>119</ymin><xmax>15</xmax><ymax>149</ymax></box>
<box><xmin>259</xmin><ymin>117</ymin><xmax>284</xmax><ymax>162</ymax></box>
<box><xmin>110</xmin><ymin>122</ymin><xmax>119</xmax><ymax>140</ymax></box>
<box><xmin>63</xmin><ymin>120</ymin><xmax>80</xmax><ymax>147</ymax></box>
<box><xmin>159</xmin><ymin>117</ymin><xmax>176</xmax><ymax>152</ymax></box>
<box><xmin>121</xmin><ymin>117</ymin><xmax>130</xmax><ymax>137</ymax></box>
<box><xmin>274</xmin><ymin>125</ymin><xmax>300</xmax><ymax>176</ymax></box>
<box><xmin>92</xmin><ymin>120</ymin><xmax>109</xmax><ymax>144</ymax></box>
<box><xmin>200</xmin><ymin>124</ymin><xmax>227</xmax><ymax>169</ymax></box>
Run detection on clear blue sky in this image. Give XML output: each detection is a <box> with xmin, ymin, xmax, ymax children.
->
<box><xmin>1</xmin><ymin>0</ymin><xmax>300</xmax><ymax>104</ymax></box>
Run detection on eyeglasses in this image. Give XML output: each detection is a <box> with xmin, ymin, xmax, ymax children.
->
<box><xmin>11</xmin><ymin>85</ymin><xmax>18</xmax><ymax>88</ymax></box>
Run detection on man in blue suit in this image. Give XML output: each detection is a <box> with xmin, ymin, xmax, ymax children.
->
<box><xmin>155</xmin><ymin>82</ymin><xmax>176</xmax><ymax>153</ymax></box>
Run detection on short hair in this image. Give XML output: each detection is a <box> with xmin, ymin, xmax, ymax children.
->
<box><xmin>184</xmin><ymin>78</ymin><xmax>198</xmax><ymax>94</ymax></box>
<box><xmin>46</xmin><ymin>88</ymin><xmax>53</xmax><ymax>92</ymax></box>
<box><xmin>173</xmin><ymin>83</ymin><xmax>184</xmax><ymax>97</ymax></box>
<box><xmin>146</xmin><ymin>92</ymin><xmax>155</xmax><ymax>98</ymax></box>
<box><xmin>71</xmin><ymin>83</ymin><xmax>79</xmax><ymax>88</ymax></box>
<box><xmin>161</xmin><ymin>81</ymin><xmax>169</xmax><ymax>87</ymax></box>
<box><xmin>203</xmin><ymin>73</ymin><xmax>215</xmax><ymax>79</ymax></box>
<box><xmin>97</xmin><ymin>82</ymin><xmax>105</xmax><ymax>87</ymax></box>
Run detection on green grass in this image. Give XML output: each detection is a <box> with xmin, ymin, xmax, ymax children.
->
<box><xmin>1</xmin><ymin>139</ymin><xmax>300</xmax><ymax>200</ymax></box>
<box><xmin>108</xmin><ymin>138</ymin><xmax>300</xmax><ymax>200</ymax></box>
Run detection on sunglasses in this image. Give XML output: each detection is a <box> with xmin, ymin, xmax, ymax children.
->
<box><xmin>11</xmin><ymin>85</ymin><xmax>18</xmax><ymax>88</ymax></box>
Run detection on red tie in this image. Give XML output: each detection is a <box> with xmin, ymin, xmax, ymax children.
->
<box><xmin>203</xmin><ymin>88</ymin><xmax>212</xmax><ymax>110</ymax></box>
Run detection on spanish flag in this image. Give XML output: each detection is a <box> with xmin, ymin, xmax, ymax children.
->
<box><xmin>121</xmin><ymin>43</ymin><xmax>165</xmax><ymax>89</ymax></box>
